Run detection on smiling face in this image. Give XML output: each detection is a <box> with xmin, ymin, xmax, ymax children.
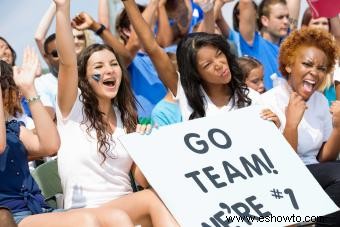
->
<box><xmin>0</xmin><ymin>39</ymin><xmax>14</xmax><ymax>65</ymax></box>
<box><xmin>287</xmin><ymin>46</ymin><xmax>328</xmax><ymax>101</ymax></box>
<box><xmin>86</xmin><ymin>49</ymin><xmax>122</xmax><ymax>100</ymax></box>
<box><xmin>196</xmin><ymin>45</ymin><xmax>231</xmax><ymax>88</ymax></box>
<box><xmin>245</xmin><ymin>66</ymin><xmax>265</xmax><ymax>93</ymax></box>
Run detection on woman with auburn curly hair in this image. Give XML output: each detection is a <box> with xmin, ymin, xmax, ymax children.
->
<box><xmin>262</xmin><ymin>27</ymin><xmax>340</xmax><ymax>227</ymax></box>
<box><xmin>54</xmin><ymin>0</ymin><xmax>179</xmax><ymax>226</ymax></box>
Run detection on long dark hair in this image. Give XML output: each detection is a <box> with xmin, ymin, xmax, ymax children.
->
<box><xmin>176</xmin><ymin>32</ymin><xmax>251</xmax><ymax>120</ymax></box>
<box><xmin>77</xmin><ymin>44</ymin><xmax>137</xmax><ymax>161</ymax></box>
<box><xmin>0</xmin><ymin>37</ymin><xmax>16</xmax><ymax>66</ymax></box>
<box><xmin>0</xmin><ymin>61</ymin><xmax>22</xmax><ymax>117</ymax></box>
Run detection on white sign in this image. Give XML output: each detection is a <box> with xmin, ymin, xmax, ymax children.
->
<box><xmin>118</xmin><ymin>105</ymin><xmax>338</xmax><ymax>227</ymax></box>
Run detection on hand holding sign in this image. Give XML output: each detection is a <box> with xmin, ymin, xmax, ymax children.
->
<box><xmin>119</xmin><ymin>106</ymin><xmax>338</xmax><ymax>227</ymax></box>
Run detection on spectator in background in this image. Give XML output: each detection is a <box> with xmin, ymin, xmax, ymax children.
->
<box><xmin>237</xmin><ymin>55</ymin><xmax>265</xmax><ymax>94</ymax></box>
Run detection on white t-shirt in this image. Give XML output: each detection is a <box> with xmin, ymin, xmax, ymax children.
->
<box><xmin>35</xmin><ymin>73</ymin><xmax>58</xmax><ymax>110</ymax></box>
<box><xmin>56</xmin><ymin>92</ymin><xmax>133</xmax><ymax>209</ymax></box>
<box><xmin>261</xmin><ymin>84</ymin><xmax>333</xmax><ymax>165</ymax></box>
<box><xmin>333</xmin><ymin>61</ymin><xmax>340</xmax><ymax>82</ymax></box>
<box><xmin>175</xmin><ymin>78</ymin><xmax>261</xmax><ymax>121</ymax></box>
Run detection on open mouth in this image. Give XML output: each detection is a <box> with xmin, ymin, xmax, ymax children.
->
<box><xmin>103</xmin><ymin>79</ymin><xmax>116</xmax><ymax>87</ymax></box>
<box><xmin>302</xmin><ymin>79</ymin><xmax>316</xmax><ymax>93</ymax></box>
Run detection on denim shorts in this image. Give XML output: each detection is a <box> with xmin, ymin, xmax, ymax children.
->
<box><xmin>13</xmin><ymin>208</ymin><xmax>64</xmax><ymax>224</ymax></box>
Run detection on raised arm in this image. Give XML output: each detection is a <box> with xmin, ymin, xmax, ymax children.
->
<box><xmin>0</xmin><ymin>86</ymin><xmax>5</xmax><ymax>154</ymax></box>
<box><xmin>194</xmin><ymin>0</ymin><xmax>215</xmax><ymax>33</ymax></box>
<box><xmin>98</xmin><ymin>0</ymin><xmax>110</xmax><ymax>29</ymax></box>
<box><xmin>330</xmin><ymin>15</ymin><xmax>340</xmax><ymax>46</ymax></box>
<box><xmin>34</xmin><ymin>2</ymin><xmax>56</xmax><ymax>61</ymax></box>
<box><xmin>156</xmin><ymin>0</ymin><xmax>174</xmax><ymax>47</ymax></box>
<box><xmin>286</xmin><ymin>0</ymin><xmax>300</xmax><ymax>31</ymax></box>
<box><xmin>14</xmin><ymin>48</ymin><xmax>60</xmax><ymax>157</ymax></box>
<box><xmin>72</xmin><ymin>12</ymin><xmax>133</xmax><ymax>65</ymax></box>
<box><xmin>122</xmin><ymin>0</ymin><xmax>178</xmax><ymax>95</ymax></box>
<box><xmin>239</xmin><ymin>0</ymin><xmax>257</xmax><ymax>45</ymax></box>
<box><xmin>214</xmin><ymin>0</ymin><xmax>233</xmax><ymax>37</ymax></box>
<box><xmin>55</xmin><ymin>0</ymin><xmax>78</xmax><ymax>117</ymax></box>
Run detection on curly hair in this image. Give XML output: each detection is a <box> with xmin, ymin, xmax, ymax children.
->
<box><xmin>176</xmin><ymin>32</ymin><xmax>251</xmax><ymax>120</ymax></box>
<box><xmin>0</xmin><ymin>61</ymin><xmax>22</xmax><ymax>117</ymax></box>
<box><xmin>77</xmin><ymin>44</ymin><xmax>138</xmax><ymax>162</ymax></box>
<box><xmin>279</xmin><ymin>27</ymin><xmax>339</xmax><ymax>78</ymax></box>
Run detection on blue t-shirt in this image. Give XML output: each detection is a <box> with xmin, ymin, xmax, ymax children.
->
<box><xmin>0</xmin><ymin>120</ymin><xmax>48</xmax><ymax>214</ymax></box>
<box><xmin>239</xmin><ymin>32</ymin><xmax>281</xmax><ymax>90</ymax></box>
<box><xmin>151</xmin><ymin>99</ymin><xmax>182</xmax><ymax>127</ymax></box>
<box><xmin>128</xmin><ymin>52</ymin><xmax>167</xmax><ymax>118</ymax></box>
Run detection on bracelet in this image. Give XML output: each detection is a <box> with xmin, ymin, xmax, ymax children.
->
<box><xmin>95</xmin><ymin>24</ymin><xmax>106</xmax><ymax>36</ymax></box>
<box><xmin>26</xmin><ymin>95</ymin><xmax>40</xmax><ymax>104</ymax></box>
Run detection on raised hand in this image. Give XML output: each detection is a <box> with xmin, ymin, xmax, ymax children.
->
<box><xmin>285</xmin><ymin>92</ymin><xmax>307</xmax><ymax>128</ymax></box>
<box><xmin>52</xmin><ymin>0</ymin><xmax>69</xmax><ymax>7</ymax></box>
<box><xmin>12</xmin><ymin>47</ymin><xmax>40</xmax><ymax>96</ymax></box>
<box><xmin>330</xmin><ymin>101</ymin><xmax>340</xmax><ymax>130</ymax></box>
<box><xmin>194</xmin><ymin>0</ymin><xmax>215</xmax><ymax>12</ymax></box>
<box><xmin>72</xmin><ymin>12</ymin><xmax>95</xmax><ymax>31</ymax></box>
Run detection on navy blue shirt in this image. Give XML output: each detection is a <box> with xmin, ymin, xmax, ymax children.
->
<box><xmin>0</xmin><ymin>120</ymin><xmax>48</xmax><ymax>214</ymax></box>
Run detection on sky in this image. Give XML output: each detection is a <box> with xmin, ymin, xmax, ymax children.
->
<box><xmin>1</xmin><ymin>0</ymin><xmax>307</xmax><ymax>67</ymax></box>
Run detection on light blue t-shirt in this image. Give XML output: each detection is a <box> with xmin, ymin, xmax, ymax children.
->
<box><xmin>239</xmin><ymin>32</ymin><xmax>281</xmax><ymax>90</ymax></box>
<box><xmin>128</xmin><ymin>52</ymin><xmax>167</xmax><ymax>118</ymax></box>
<box><xmin>151</xmin><ymin>99</ymin><xmax>182</xmax><ymax>127</ymax></box>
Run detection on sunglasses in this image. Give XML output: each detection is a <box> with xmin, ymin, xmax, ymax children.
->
<box><xmin>49</xmin><ymin>50</ymin><xmax>58</xmax><ymax>58</ymax></box>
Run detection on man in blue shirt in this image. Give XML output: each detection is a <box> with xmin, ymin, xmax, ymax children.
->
<box><xmin>238</xmin><ymin>0</ymin><xmax>290</xmax><ymax>89</ymax></box>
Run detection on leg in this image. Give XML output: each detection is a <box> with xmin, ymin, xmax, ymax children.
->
<box><xmin>98</xmin><ymin>189</ymin><xmax>179</xmax><ymax>227</ymax></box>
<box><xmin>307</xmin><ymin>161</ymin><xmax>340</xmax><ymax>227</ymax></box>
<box><xmin>0</xmin><ymin>207</ymin><xmax>17</xmax><ymax>227</ymax></box>
<box><xmin>19</xmin><ymin>208</ymin><xmax>133</xmax><ymax>227</ymax></box>
<box><xmin>19</xmin><ymin>209</ymin><xmax>101</xmax><ymax>227</ymax></box>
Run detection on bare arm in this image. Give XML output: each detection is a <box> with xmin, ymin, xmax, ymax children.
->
<box><xmin>0</xmin><ymin>87</ymin><xmax>6</xmax><ymax>154</ymax></box>
<box><xmin>286</xmin><ymin>0</ymin><xmax>300</xmax><ymax>31</ymax></box>
<box><xmin>239</xmin><ymin>0</ymin><xmax>256</xmax><ymax>45</ymax></box>
<box><xmin>330</xmin><ymin>15</ymin><xmax>340</xmax><ymax>46</ymax></box>
<box><xmin>194</xmin><ymin>0</ymin><xmax>215</xmax><ymax>33</ymax></box>
<box><xmin>122</xmin><ymin>0</ymin><xmax>178</xmax><ymax>95</ymax></box>
<box><xmin>214</xmin><ymin>0</ymin><xmax>232</xmax><ymax>37</ymax></box>
<box><xmin>156</xmin><ymin>0</ymin><xmax>174</xmax><ymax>47</ymax></box>
<box><xmin>283</xmin><ymin>93</ymin><xmax>306</xmax><ymax>152</ymax></box>
<box><xmin>131</xmin><ymin>163</ymin><xmax>150</xmax><ymax>188</ymax></box>
<box><xmin>98</xmin><ymin>0</ymin><xmax>110</xmax><ymax>29</ymax></box>
<box><xmin>34</xmin><ymin>3</ymin><xmax>56</xmax><ymax>61</ymax></box>
<box><xmin>72</xmin><ymin>12</ymin><xmax>133</xmax><ymax>65</ymax></box>
<box><xmin>55</xmin><ymin>0</ymin><xmax>78</xmax><ymax>117</ymax></box>
<box><xmin>317</xmin><ymin>101</ymin><xmax>340</xmax><ymax>162</ymax></box>
<box><xmin>14</xmin><ymin>48</ymin><xmax>60</xmax><ymax>157</ymax></box>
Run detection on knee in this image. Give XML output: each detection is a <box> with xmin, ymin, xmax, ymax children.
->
<box><xmin>109</xmin><ymin>210</ymin><xmax>133</xmax><ymax>226</ymax></box>
<box><xmin>77</xmin><ymin>212</ymin><xmax>101</xmax><ymax>227</ymax></box>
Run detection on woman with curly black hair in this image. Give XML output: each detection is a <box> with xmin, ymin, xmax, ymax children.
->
<box><xmin>54</xmin><ymin>0</ymin><xmax>179</xmax><ymax>226</ymax></box>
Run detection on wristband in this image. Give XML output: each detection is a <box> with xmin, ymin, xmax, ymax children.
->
<box><xmin>95</xmin><ymin>24</ymin><xmax>106</xmax><ymax>36</ymax></box>
<box><xmin>26</xmin><ymin>95</ymin><xmax>41</xmax><ymax>104</ymax></box>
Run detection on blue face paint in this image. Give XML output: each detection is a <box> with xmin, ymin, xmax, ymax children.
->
<box><xmin>92</xmin><ymin>74</ymin><xmax>101</xmax><ymax>82</ymax></box>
